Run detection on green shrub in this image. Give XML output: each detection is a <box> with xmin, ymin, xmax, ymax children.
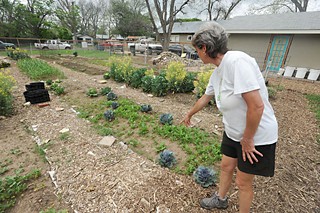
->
<box><xmin>128</xmin><ymin>68</ymin><xmax>146</xmax><ymax>88</ymax></box>
<box><xmin>141</xmin><ymin>75</ymin><xmax>153</xmax><ymax>93</ymax></box>
<box><xmin>194</xmin><ymin>68</ymin><xmax>214</xmax><ymax>97</ymax></box>
<box><xmin>151</xmin><ymin>75</ymin><xmax>168</xmax><ymax>97</ymax></box>
<box><xmin>108</xmin><ymin>56</ymin><xmax>134</xmax><ymax>83</ymax></box>
<box><xmin>179</xmin><ymin>72</ymin><xmax>196</xmax><ymax>93</ymax></box>
<box><xmin>0</xmin><ymin>70</ymin><xmax>15</xmax><ymax>116</ymax></box>
<box><xmin>165</xmin><ymin>61</ymin><xmax>187</xmax><ymax>93</ymax></box>
<box><xmin>103</xmin><ymin>72</ymin><xmax>110</xmax><ymax>79</ymax></box>
<box><xmin>7</xmin><ymin>48</ymin><xmax>30</xmax><ymax>60</ymax></box>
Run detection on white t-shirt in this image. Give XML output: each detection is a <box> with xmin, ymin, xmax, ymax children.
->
<box><xmin>205</xmin><ymin>51</ymin><xmax>278</xmax><ymax>146</ymax></box>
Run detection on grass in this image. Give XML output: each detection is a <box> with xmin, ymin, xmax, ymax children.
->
<box><xmin>75</xmin><ymin>97</ymin><xmax>221</xmax><ymax>175</ymax></box>
<box><xmin>17</xmin><ymin>58</ymin><xmax>65</xmax><ymax>80</ymax></box>
<box><xmin>306</xmin><ymin>93</ymin><xmax>320</xmax><ymax>143</ymax></box>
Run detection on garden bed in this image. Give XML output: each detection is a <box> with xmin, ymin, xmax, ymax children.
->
<box><xmin>1</xmin><ymin>54</ymin><xmax>319</xmax><ymax>213</ymax></box>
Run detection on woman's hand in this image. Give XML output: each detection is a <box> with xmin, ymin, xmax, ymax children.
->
<box><xmin>240</xmin><ymin>137</ymin><xmax>263</xmax><ymax>164</ymax></box>
<box><xmin>181</xmin><ymin>114</ymin><xmax>192</xmax><ymax>126</ymax></box>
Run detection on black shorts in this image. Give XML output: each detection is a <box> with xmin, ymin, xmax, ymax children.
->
<box><xmin>221</xmin><ymin>132</ymin><xmax>276</xmax><ymax>177</ymax></box>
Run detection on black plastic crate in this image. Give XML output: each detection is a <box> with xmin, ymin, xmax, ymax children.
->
<box><xmin>23</xmin><ymin>89</ymin><xmax>50</xmax><ymax>104</ymax></box>
<box><xmin>25</xmin><ymin>82</ymin><xmax>45</xmax><ymax>91</ymax></box>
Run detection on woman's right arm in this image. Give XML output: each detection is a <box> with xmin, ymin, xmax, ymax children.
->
<box><xmin>181</xmin><ymin>94</ymin><xmax>214</xmax><ymax>126</ymax></box>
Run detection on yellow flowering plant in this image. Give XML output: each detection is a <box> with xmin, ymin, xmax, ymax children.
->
<box><xmin>193</xmin><ymin>67</ymin><xmax>214</xmax><ymax>97</ymax></box>
<box><xmin>0</xmin><ymin>69</ymin><xmax>16</xmax><ymax>115</ymax></box>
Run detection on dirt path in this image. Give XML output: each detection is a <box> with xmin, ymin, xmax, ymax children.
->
<box><xmin>1</xmin><ymin>56</ymin><xmax>319</xmax><ymax>213</ymax></box>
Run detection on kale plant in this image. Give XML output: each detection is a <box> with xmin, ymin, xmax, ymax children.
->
<box><xmin>104</xmin><ymin>110</ymin><xmax>115</xmax><ymax>121</ymax></box>
<box><xmin>193</xmin><ymin>166</ymin><xmax>216</xmax><ymax>188</ymax></box>
<box><xmin>160</xmin><ymin>113</ymin><xmax>173</xmax><ymax>125</ymax></box>
<box><xmin>106</xmin><ymin>92</ymin><xmax>118</xmax><ymax>101</ymax></box>
<box><xmin>158</xmin><ymin>150</ymin><xmax>177</xmax><ymax>168</ymax></box>
<box><xmin>140</xmin><ymin>104</ymin><xmax>152</xmax><ymax>113</ymax></box>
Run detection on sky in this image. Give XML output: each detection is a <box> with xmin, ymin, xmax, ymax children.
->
<box><xmin>181</xmin><ymin>0</ymin><xmax>320</xmax><ymax>20</ymax></box>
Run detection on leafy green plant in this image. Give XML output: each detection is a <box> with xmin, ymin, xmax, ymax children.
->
<box><xmin>0</xmin><ymin>169</ymin><xmax>41</xmax><ymax>212</ymax></box>
<box><xmin>160</xmin><ymin>113</ymin><xmax>173</xmax><ymax>125</ymax></box>
<box><xmin>128</xmin><ymin>68</ymin><xmax>146</xmax><ymax>88</ymax></box>
<box><xmin>100</xmin><ymin>87</ymin><xmax>112</xmax><ymax>95</ymax></box>
<box><xmin>104</xmin><ymin>110</ymin><xmax>115</xmax><ymax>121</ymax></box>
<box><xmin>155</xmin><ymin>142</ymin><xmax>167</xmax><ymax>153</ymax></box>
<box><xmin>151</xmin><ymin>75</ymin><xmax>168</xmax><ymax>97</ymax></box>
<box><xmin>87</xmin><ymin>88</ymin><xmax>98</xmax><ymax>97</ymax></box>
<box><xmin>111</xmin><ymin>101</ymin><xmax>119</xmax><ymax>109</ymax></box>
<box><xmin>140</xmin><ymin>104</ymin><xmax>152</xmax><ymax>113</ymax></box>
<box><xmin>158</xmin><ymin>150</ymin><xmax>177</xmax><ymax>168</ymax></box>
<box><xmin>128</xmin><ymin>139</ymin><xmax>140</xmax><ymax>147</ymax></box>
<box><xmin>106</xmin><ymin>91</ymin><xmax>118</xmax><ymax>100</ymax></box>
<box><xmin>50</xmin><ymin>83</ymin><xmax>65</xmax><ymax>95</ymax></box>
<box><xmin>103</xmin><ymin>72</ymin><xmax>110</xmax><ymax>79</ymax></box>
<box><xmin>268</xmin><ymin>87</ymin><xmax>277</xmax><ymax>100</ymax></box>
<box><xmin>46</xmin><ymin>79</ymin><xmax>53</xmax><ymax>85</ymax></box>
<box><xmin>193</xmin><ymin>166</ymin><xmax>216</xmax><ymax>188</ymax></box>
<box><xmin>141</xmin><ymin>75</ymin><xmax>153</xmax><ymax>93</ymax></box>
<box><xmin>0</xmin><ymin>70</ymin><xmax>15</xmax><ymax>116</ymax></box>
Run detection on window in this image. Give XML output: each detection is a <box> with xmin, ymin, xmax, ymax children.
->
<box><xmin>187</xmin><ymin>35</ymin><xmax>192</xmax><ymax>41</ymax></box>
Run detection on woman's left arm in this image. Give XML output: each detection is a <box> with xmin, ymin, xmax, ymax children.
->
<box><xmin>241</xmin><ymin>90</ymin><xmax>264</xmax><ymax>164</ymax></box>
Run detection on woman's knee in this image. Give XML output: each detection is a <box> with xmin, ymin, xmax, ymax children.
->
<box><xmin>220</xmin><ymin>155</ymin><xmax>237</xmax><ymax>173</ymax></box>
<box><xmin>235</xmin><ymin>170</ymin><xmax>254</xmax><ymax>191</ymax></box>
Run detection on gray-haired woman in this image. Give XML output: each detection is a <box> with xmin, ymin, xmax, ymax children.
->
<box><xmin>181</xmin><ymin>22</ymin><xmax>278</xmax><ymax>212</ymax></box>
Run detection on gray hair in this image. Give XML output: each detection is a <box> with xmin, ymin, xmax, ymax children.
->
<box><xmin>192</xmin><ymin>22</ymin><xmax>229</xmax><ymax>58</ymax></box>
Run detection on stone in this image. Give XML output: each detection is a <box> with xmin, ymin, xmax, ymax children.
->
<box><xmin>98</xmin><ymin>80</ymin><xmax>107</xmax><ymax>84</ymax></box>
<box><xmin>23</xmin><ymin>102</ymin><xmax>31</xmax><ymax>107</ymax></box>
<box><xmin>59</xmin><ymin>128</ymin><xmax>70</xmax><ymax>133</ymax></box>
<box><xmin>98</xmin><ymin>136</ymin><xmax>116</xmax><ymax>147</ymax></box>
<box><xmin>55</xmin><ymin>107</ymin><xmax>64</xmax><ymax>111</ymax></box>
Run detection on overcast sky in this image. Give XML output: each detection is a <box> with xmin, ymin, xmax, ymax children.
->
<box><xmin>181</xmin><ymin>0</ymin><xmax>320</xmax><ymax>20</ymax></box>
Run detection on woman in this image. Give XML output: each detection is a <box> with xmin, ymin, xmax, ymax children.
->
<box><xmin>182</xmin><ymin>22</ymin><xmax>278</xmax><ymax>212</ymax></box>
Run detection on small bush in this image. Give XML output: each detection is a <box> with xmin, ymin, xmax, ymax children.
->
<box><xmin>103</xmin><ymin>72</ymin><xmax>110</xmax><ymax>79</ymax></box>
<box><xmin>141</xmin><ymin>75</ymin><xmax>153</xmax><ymax>93</ymax></box>
<box><xmin>151</xmin><ymin>75</ymin><xmax>168</xmax><ymax>97</ymax></box>
<box><xmin>0</xmin><ymin>70</ymin><xmax>15</xmax><ymax>116</ymax></box>
<box><xmin>128</xmin><ymin>68</ymin><xmax>146</xmax><ymax>88</ymax></box>
<box><xmin>7</xmin><ymin>48</ymin><xmax>30</xmax><ymax>60</ymax></box>
<box><xmin>194</xmin><ymin>68</ymin><xmax>214</xmax><ymax>97</ymax></box>
<box><xmin>108</xmin><ymin>56</ymin><xmax>134</xmax><ymax>83</ymax></box>
<box><xmin>165</xmin><ymin>61</ymin><xmax>187</xmax><ymax>93</ymax></box>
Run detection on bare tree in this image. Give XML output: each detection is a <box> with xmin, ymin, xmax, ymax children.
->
<box><xmin>145</xmin><ymin>0</ymin><xmax>192</xmax><ymax>50</ymax></box>
<box><xmin>56</xmin><ymin>0</ymin><xmax>80</xmax><ymax>43</ymax></box>
<box><xmin>196</xmin><ymin>0</ymin><xmax>243</xmax><ymax>21</ymax></box>
<box><xmin>78</xmin><ymin>0</ymin><xmax>109</xmax><ymax>38</ymax></box>
<box><xmin>249</xmin><ymin>0</ymin><xmax>310</xmax><ymax>14</ymax></box>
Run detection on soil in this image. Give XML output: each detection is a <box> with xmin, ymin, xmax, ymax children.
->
<box><xmin>1</xmin><ymin>54</ymin><xmax>319</xmax><ymax>213</ymax></box>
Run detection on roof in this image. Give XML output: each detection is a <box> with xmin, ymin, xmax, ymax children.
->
<box><xmin>165</xmin><ymin>11</ymin><xmax>320</xmax><ymax>34</ymax></box>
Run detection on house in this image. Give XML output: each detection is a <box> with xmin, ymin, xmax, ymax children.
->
<box><xmin>161</xmin><ymin>12</ymin><xmax>320</xmax><ymax>71</ymax></box>
<box><xmin>76</xmin><ymin>34</ymin><xmax>94</xmax><ymax>45</ymax></box>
